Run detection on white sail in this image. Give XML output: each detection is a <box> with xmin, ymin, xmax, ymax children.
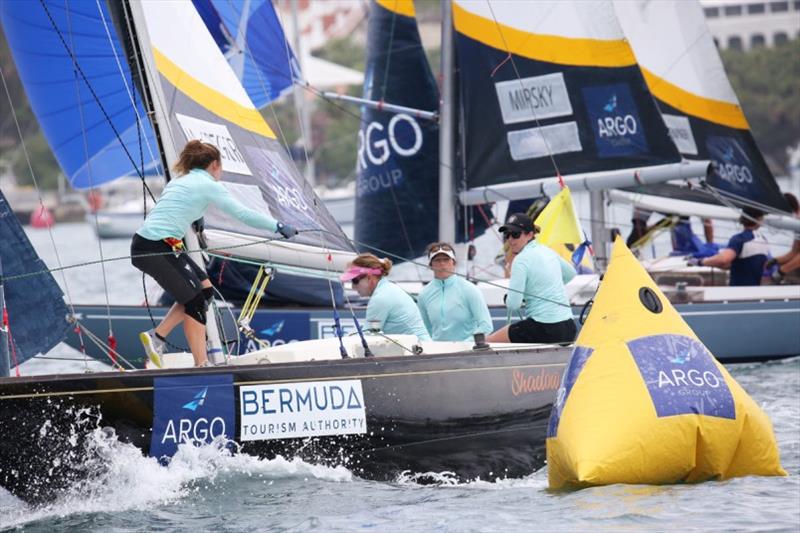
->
<box><xmin>131</xmin><ymin>0</ymin><xmax>356</xmax><ymax>271</ymax></box>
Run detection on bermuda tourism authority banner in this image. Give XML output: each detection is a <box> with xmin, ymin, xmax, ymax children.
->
<box><xmin>239</xmin><ymin>380</ymin><xmax>367</xmax><ymax>441</ymax></box>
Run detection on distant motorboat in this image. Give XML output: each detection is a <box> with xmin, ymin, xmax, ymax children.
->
<box><xmin>88</xmin><ymin>199</ymin><xmax>147</xmax><ymax>239</ymax></box>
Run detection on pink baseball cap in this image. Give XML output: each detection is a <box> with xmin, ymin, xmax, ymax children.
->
<box><xmin>340</xmin><ymin>266</ymin><xmax>382</xmax><ymax>282</ymax></box>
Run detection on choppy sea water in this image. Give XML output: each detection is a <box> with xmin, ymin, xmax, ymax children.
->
<box><xmin>0</xmin><ymin>223</ymin><xmax>798</xmax><ymax>531</ymax></box>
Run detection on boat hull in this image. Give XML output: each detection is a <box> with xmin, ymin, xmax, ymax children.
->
<box><xmin>0</xmin><ymin>345</ymin><xmax>568</xmax><ymax>503</ymax></box>
<box><xmin>65</xmin><ymin>298</ymin><xmax>800</xmax><ymax>368</ymax></box>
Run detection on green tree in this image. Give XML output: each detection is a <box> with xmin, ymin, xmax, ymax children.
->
<box><xmin>720</xmin><ymin>40</ymin><xmax>800</xmax><ymax>172</ymax></box>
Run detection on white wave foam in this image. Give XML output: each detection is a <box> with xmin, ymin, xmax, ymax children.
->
<box><xmin>394</xmin><ymin>466</ymin><xmax>549</xmax><ymax>491</ymax></box>
<box><xmin>0</xmin><ymin>428</ymin><xmax>352</xmax><ymax>529</ymax></box>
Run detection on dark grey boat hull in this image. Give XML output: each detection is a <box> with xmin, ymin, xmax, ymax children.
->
<box><xmin>0</xmin><ymin>345</ymin><xmax>569</xmax><ymax>503</ymax></box>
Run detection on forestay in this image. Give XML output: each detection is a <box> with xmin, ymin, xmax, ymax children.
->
<box><xmin>614</xmin><ymin>0</ymin><xmax>789</xmax><ymax>213</ymax></box>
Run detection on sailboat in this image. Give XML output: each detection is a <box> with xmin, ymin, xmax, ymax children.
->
<box><xmin>0</xmin><ymin>0</ymin><xmax>572</xmax><ymax>503</ymax></box>
<box><xmin>18</xmin><ymin>0</ymin><xmax>800</xmax><ymax>366</ymax></box>
<box><xmin>350</xmin><ymin>0</ymin><xmax>799</xmax><ymax>361</ymax></box>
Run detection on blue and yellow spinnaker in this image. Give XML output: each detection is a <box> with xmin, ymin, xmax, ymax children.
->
<box><xmin>546</xmin><ymin>237</ymin><xmax>786</xmax><ymax>489</ymax></box>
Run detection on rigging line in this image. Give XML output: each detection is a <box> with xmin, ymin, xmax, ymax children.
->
<box><xmin>484</xmin><ymin>1</ymin><xmax>563</xmax><ymax>181</ymax></box>
<box><xmin>0</xmin><ymin>63</ymin><xmax>83</xmax><ymax>332</ymax></box>
<box><xmin>0</xmin><ymin>233</ymin><xmax>296</xmax><ymax>283</ymax></box>
<box><xmin>71</xmin><ymin>320</ymin><xmax>136</xmax><ymax>370</ymax></box>
<box><xmin>67</xmin><ymin>0</ymin><xmax>114</xmax><ymax>366</ymax></box>
<box><xmin>379</xmin><ymin>3</ymin><xmax>400</xmax><ymax>103</ymax></box>
<box><xmin>274</xmin><ymin>2</ymin><xmax>315</xmax><ymax>177</ymax></box>
<box><xmin>334</xmin><ymin>231</ymin><xmax>572</xmax><ymax>309</ymax></box>
<box><xmin>95</xmin><ymin>0</ymin><xmax>160</xmax><ymax>202</ymax></box>
<box><xmin>37</xmin><ymin>0</ymin><xmax>152</xmax><ymax>185</ymax></box>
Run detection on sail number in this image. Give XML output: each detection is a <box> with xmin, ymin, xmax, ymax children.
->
<box><xmin>357</xmin><ymin>113</ymin><xmax>423</xmax><ymax>169</ymax></box>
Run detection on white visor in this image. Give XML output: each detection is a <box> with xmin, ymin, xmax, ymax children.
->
<box><xmin>428</xmin><ymin>247</ymin><xmax>456</xmax><ymax>264</ymax></box>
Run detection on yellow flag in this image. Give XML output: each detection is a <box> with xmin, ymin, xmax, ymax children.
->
<box><xmin>534</xmin><ymin>186</ymin><xmax>583</xmax><ymax>246</ymax></box>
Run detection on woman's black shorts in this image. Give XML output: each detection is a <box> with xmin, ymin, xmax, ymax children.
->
<box><xmin>508</xmin><ymin>317</ymin><xmax>577</xmax><ymax>345</ymax></box>
<box><xmin>130</xmin><ymin>234</ymin><xmax>208</xmax><ymax>304</ymax></box>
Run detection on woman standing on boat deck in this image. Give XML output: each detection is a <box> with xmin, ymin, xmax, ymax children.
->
<box><xmin>340</xmin><ymin>253</ymin><xmax>431</xmax><ymax>341</ymax></box>
<box><xmin>487</xmin><ymin>213</ymin><xmax>577</xmax><ymax>345</ymax></box>
<box><xmin>417</xmin><ymin>242</ymin><xmax>493</xmax><ymax>341</ymax></box>
<box><xmin>131</xmin><ymin>140</ymin><xmax>297</xmax><ymax>368</ymax></box>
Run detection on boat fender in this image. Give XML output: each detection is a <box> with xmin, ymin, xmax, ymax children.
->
<box><xmin>546</xmin><ymin>237</ymin><xmax>786</xmax><ymax>489</ymax></box>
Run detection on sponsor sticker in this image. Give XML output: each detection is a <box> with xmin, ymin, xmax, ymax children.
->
<box><xmin>239</xmin><ymin>380</ymin><xmax>367</xmax><ymax>441</ymax></box>
<box><xmin>239</xmin><ymin>313</ymin><xmax>310</xmax><ymax>354</ymax></box>
<box><xmin>316</xmin><ymin>318</ymin><xmax>358</xmax><ymax>339</ymax></box>
<box><xmin>150</xmin><ymin>374</ymin><xmax>235</xmax><ymax>459</ymax></box>
<box><xmin>175</xmin><ymin>113</ymin><xmax>253</xmax><ymax>175</ymax></box>
<box><xmin>495</xmin><ymin>73</ymin><xmax>573</xmax><ymax>124</ymax></box>
<box><xmin>547</xmin><ymin>346</ymin><xmax>593</xmax><ymax>438</ymax></box>
<box><xmin>705</xmin><ymin>136</ymin><xmax>754</xmax><ymax>189</ymax></box>
<box><xmin>583</xmin><ymin>84</ymin><xmax>649</xmax><ymax>158</ymax></box>
<box><xmin>507</xmin><ymin>122</ymin><xmax>582</xmax><ymax>160</ymax></box>
<box><xmin>628</xmin><ymin>334</ymin><xmax>735</xmax><ymax>419</ymax></box>
<box><xmin>662</xmin><ymin>114</ymin><xmax>698</xmax><ymax>156</ymax></box>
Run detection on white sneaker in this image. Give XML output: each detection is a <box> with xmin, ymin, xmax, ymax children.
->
<box><xmin>140</xmin><ymin>329</ymin><xmax>165</xmax><ymax>368</ymax></box>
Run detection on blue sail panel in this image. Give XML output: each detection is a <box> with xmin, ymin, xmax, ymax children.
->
<box><xmin>354</xmin><ymin>0</ymin><xmax>441</xmax><ymax>261</ymax></box>
<box><xmin>0</xmin><ymin>0</ymin><xmax>161</xmax><ymax>189</ymax></box>
<box><xmin>0</xmin><ymin>192</ymin><xmax>69</xmax><ymax>364</ymax></box>
<box><xmin>194</xmin><ymin>0</ymin><xmax>299</xmax><ymax>108</ymax></box>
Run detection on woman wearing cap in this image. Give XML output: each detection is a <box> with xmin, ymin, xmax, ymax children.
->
<box><xmin>340</xmin><ymin>253</ymin><xmax>431</xmax><ymax>341</ymax></box>
<box><xmin>487</xmin><ymin>213</ymin><xmax>577</xmax><ymax>344</ymax></box>
<box><xmin>417</xmin><ymin>242</ymin><xmax>493</xmax><ymax>341</ymax></box>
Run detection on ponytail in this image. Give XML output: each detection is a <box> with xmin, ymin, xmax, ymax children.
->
<box><xmin>174</xmin><ymin>140</ymin><xmax>221</xmax><ymax>176</ymax></box>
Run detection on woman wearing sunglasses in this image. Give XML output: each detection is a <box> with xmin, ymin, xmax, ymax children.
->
<box><xmin>417</xmin><ymin>242</ymin><xmax>493</xmax><ymax>341</ymax></box>
<box><xmin>340</xmin><ymin>253</ymin><xmax>431</xmax><ymax>341</ymax></box>
<box><xmin>487</xmin><ymin>213</ymin><xmax>577</xmax><ymax>345</ymax></box>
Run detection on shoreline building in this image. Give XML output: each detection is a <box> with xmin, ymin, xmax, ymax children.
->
<box><xmin>700</xmin><ymin>0</ymin><xmax>800</xmax><ymax>50</ymax></box>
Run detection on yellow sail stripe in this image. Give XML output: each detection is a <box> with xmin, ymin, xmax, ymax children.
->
<box><xmin>453</xmin><ymin>2</ymin><xmax>636</xmax><ymax>68</ymax></box>
<box><xmin>376</xmin><ymin>0</ymin><xmax>416</xmax><ymax>17</ymax></box>
<box><xmin>153</xmin><ymin>48</ymin><xmax>276</xmax><ymax>139</ymax></box>
<box><xmin>641</xmin><ymin>68</ymin><xmax>749</xmax><ymax>130</ymax></box>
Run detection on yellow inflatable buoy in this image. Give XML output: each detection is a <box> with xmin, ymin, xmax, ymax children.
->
<box><xmin>546</xmin><ymin>237</ymin><xmax>786</xmax><ymax>489</ymax></box>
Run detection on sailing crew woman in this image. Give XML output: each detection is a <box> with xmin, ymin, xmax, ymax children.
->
<box><xmin>131</xmin><ymin>140</ymin><xmax>297</xmax><ymax>368</ymax></box>
<box><xmin>417</xmin><ymin>242</ymin><xmax>493</xmax><ymax>341</ymax></box>
<box><xmin>487</xmin><ymin>213</ymin><xmax>577</xmax><ymax>345</ymax></box>
<box><xmin>340</xmin><ymin>253</ymin><xmax>431</xmax><ymax>341</ymax></box>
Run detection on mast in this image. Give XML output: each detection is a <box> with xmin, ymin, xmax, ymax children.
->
<box><xmin>438</xmin><ymin>0</ymin><xmax>456</xmax><ymax>244</ymax></box>
<box><xmin>124</xmin><ymin>0</ymin><xmax>225</xmax><ymax>363</ymax></box>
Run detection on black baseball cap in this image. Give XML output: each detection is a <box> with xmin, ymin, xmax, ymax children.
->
<box><xmin>499</xmin><ymin>212</ymin><xmax>535</xmax><ymax>233</ymax></box>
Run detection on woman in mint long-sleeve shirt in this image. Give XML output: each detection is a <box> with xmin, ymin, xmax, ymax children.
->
<box><xmin>486</xmin><ymin>213</ymin><xmax>577</xmax><ymax>345</ymax></box>
<box><xmin>131</xmin><ymin>140</ymin><xmax>297</xmax><ymax>368</ymax></box>
<box><xmin>340</xmin><ymin>253</ymin><xmax>431</xmax><ymax>341</ymax></box>
<box><xmin>417</xmin><ymin>242</ymin><xmax>493</xmax><ymax>341</ymax></box>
